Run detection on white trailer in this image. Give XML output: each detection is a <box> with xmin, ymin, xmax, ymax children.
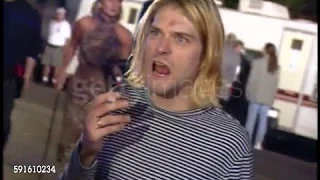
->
<box><xmin>218</xmin><ymin>8</ymin><xmax>318</xmax><ymax>140</ymax></box>
<box><xmin>73</xmin><ymin>0</ymin><xmax>318</xmax><ymax>140</ymax></box>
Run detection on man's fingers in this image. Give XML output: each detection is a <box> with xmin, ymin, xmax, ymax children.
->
<box><xmin>93</xmin><ymin>99</ymin><xmax>129</xmax><ymax>118</ymax></box>
<box><xmin>87</xmin><ymin>92</ymin><xmax>122</xmax><ymax>111</ymax></box>
<box><xmin>97</xmin><ymin>123</ymin><xmax>128</xmax><ymax>136</ymax></box>
<box><xmin>95</xmin><ymin>92</ymin><xmax>122</xmax><ymax>105</ymax></box>
<box><xmin>97</xmin><ymin>115</ymin><xmax>130</xmax><ymax>128</ymax></box>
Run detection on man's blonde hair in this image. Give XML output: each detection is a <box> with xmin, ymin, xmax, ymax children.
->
<box><xmin>126</xmin><ymin>0</ymin><xmax>225</xmax><ymax>107</ymax></box>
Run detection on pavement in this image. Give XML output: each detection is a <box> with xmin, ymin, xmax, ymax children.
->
<box><xmin>3</xmin><ymin>83</ymin><xmax>66</xmax><ymax>180</ymax></box>
<box><xmin>3</xmin><ymin>82</ymin><xmax>317</xmax><ymax>180</ymax></box>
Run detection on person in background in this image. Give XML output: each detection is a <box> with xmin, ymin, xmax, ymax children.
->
<box><xmin>245</xmin><ymin>43</ymin><xmax>280</xmax><ymax>150</ymax></box>
<box><xmin>63</xmin><ymin>2</ymin><xmax>100</xmax><ymax>89</ymax></box>
<box><xmin>235</xmin><ymin>40</ymin><xmax>251</xmax><ymax>96</ymax></box>
<box><xmin>4</xmin><ymin>0</ymin><xmax>42</xmax><ymax>150</ymax></box>
<box><xmin>59</xmin><ymin>0</ymin><xmax>253</xmax><ymax>179</ymax></box>
<box><xmin>91</xmin><ymin>0</ymin><xmax>100</xmax><ymax>14</ymax></box>
<box><xmin>124</xmin><ymin>0</ymin><xmax>152</xmax><ymax>74</ymax></box>
<box><xmin>220</xmin><ymin>33</ymin><xmax>241</xmax><ymax>109</ymax></box>
<box><xmin>42</xmin><ymin>7</ymin><xmax>71</xmax><ymax>84</ymax></box>
<box><xmin>226</xmin><ymin>40</ymin><xmax>251</xmax><ymax>126</ymax></box>
<box><xmin>55</xmin><ymin>0</ymin><xmax>132</xmax><ymax>164</ymax></box>
<box><xmin>235</xmin><ymin>40</ymin><xmax>250</xmax><ymax>60</ymax></box>
<box><xmin>14</xmin><ymin>57</ymin><xmax>39</xmax><ymax>99</ymax></box>
<box><xmin>138</xmin><ymin>0</ymin><xmax>154</xmax><ymax>20</ymax></box>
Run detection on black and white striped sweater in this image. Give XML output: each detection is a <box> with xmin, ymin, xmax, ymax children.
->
<box><xmin>62</xmin><ymin>83</ymin><xmax>253</xmax><ymax>180</ymax></box>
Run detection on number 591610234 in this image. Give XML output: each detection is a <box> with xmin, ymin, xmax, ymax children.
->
<box><xmin>13</xmin><ymin>165</ymin><xmax>56</xmax><ymax>174</ymax></box>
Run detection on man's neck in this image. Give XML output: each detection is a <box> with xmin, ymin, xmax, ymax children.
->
<box><xmin>149</xmin><ymin>91</ymin><xmax>198</xmax><ymax>112</ymax></box>
<box><xmin>55</xmin><ymin>19</ymin><xmax>64</xmax><ymax>22</ymax></box>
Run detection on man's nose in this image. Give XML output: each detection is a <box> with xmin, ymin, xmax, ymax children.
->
<box><xmin>156</xmin><ymin>37</ymin><xmax>171</xmax><ymax>55</ymax></box>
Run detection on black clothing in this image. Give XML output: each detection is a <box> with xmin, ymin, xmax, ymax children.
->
<box><xmin>3</xmin><ymin>0</ymin><xmax>42</xmax><ymax>149</ymax></box>
<box><xmin>4</xmin><ymin>0</ymin><xmax>42</xmax><ymax>79</ymax></box>
<box><xmin>226</xmin><ymin>54</ymin><xmax>251</xmax><ymax>126</ymax></box>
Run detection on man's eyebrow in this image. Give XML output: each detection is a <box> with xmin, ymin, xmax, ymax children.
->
<box><xmin>150</xmin><ymin>25</ymin><xmax>197</xmax><ymax>39</ymax></box>
<box><xmin>174</xmin><ymin>32</ymin><xmax>195</xmax><ymax>39</ymax></box>
<box><xmin>150</xmin><ymin>25</ymin><xmax>161</xmax><ymax>31</ymax></box>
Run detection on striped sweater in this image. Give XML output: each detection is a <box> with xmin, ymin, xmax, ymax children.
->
<box><xmin>61</xmin><ymin>83</ymin><xmax>253</xmax><ymax>180</ymax></box>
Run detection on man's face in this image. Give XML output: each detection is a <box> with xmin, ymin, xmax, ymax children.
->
<box><xmin>143</xmin><ymin>5</ymin><xmax>203</xmax><ymax>97</ymax></box>
<box><xmin>56</xmin><ymin>12</ymin><xmax>65</xmax><ymax>21</ymax></box>
<box><xmin>235</xmin><ymin>45</ymin><xmax>242</xmax><ymax>53</ymax></box>
<box><xmin>101</xmin><ymin>0</ymin><xmax>121</xmax><ymax>17</ymax></box>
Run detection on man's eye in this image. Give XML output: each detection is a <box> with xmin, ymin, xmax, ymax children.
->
<box><xmin>150</xmin><ymin>29</ymin><xmax>160</xmax><ymax>36</ymax></box>
<box><xmin>176</xmin><ymin>36</ymin><xmax>187</xmax><ymax>44</ymax></box>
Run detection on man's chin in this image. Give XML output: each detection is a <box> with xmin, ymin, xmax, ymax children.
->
<box><xmin>146</xmin><ymin>82</ymin><xmax>176</xmax><ymax>98</ymax></box>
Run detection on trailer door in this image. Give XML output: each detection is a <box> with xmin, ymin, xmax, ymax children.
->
<box><xmin>274</xmin><ymin>28</ymin><xmax>317</xmax><ymax>139</ymax></box>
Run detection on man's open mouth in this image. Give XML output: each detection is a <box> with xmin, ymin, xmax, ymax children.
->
<box><xmin>152</xmin><ymin>61</ymin><xmax>171</xmax><ymax>76</ymax></box>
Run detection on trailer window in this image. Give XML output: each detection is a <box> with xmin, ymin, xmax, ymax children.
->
<box><xmin>291</xmin><ymin>39</ymin><xmax>303</xmax><ymax>50</ymax></box>
<box><xmin>246</xmin><ymin>49</ymin><xmax>263</xmax><ymax>60</ymax></box>
<box><xmin>128</xmin><ymin>8</ymin><xmax>138</xmax><ymax>24</ymax></box>
<box><xmin>249</xmin><ymin>0</ymin><xmax>263</xmax><ymax>9</ymax></box>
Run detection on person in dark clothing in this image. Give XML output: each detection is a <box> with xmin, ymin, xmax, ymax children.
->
<box><xmin>138</xmin><ymin>0</ymin><xmax>154</xmax><ymax>20</ymax></box>
<box><xmin>234</xmin><ymin>40</ymin><xmax>251</xmax><ymax>96</ymax></box>
<box><xmin>226</xmin><ymin>40</ymin><xmax>251</xmax><ymax>126</ymax></box>
<box><xmin>219</xmin><ymin>33</ymin><xmax>241</xmax><ymax>110</ymax></box>
<box><xmin>124</xmin><ymin>0</ymin><xmax>153</xmax><ymax>75</ymax></box>
<box><xmin>3</xmin><ymin>0</ymin><xmax>43</xmax><ymax>150</ymax></box>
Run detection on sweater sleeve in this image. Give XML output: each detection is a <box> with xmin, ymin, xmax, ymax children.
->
<box><xmin>59</xmin><ymin>141</ymin><xmax>98</xmax><ymax>180</ymax></box>
<box><xmin>223</xmin><ymin>151</ymin><xmax>254</xmax><ymax>180</ymax></box>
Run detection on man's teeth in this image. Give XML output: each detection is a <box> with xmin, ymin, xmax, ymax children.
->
<box><xmin>155</xmin><ymin>62</ymin><xmax>166</xmax><ymax>66</ymax></box>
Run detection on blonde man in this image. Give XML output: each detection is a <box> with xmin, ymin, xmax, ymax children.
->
<box><xmin>60</xmin><ymin>0</ymin><xmax>253</xmax><ymax>179</ymax></box>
